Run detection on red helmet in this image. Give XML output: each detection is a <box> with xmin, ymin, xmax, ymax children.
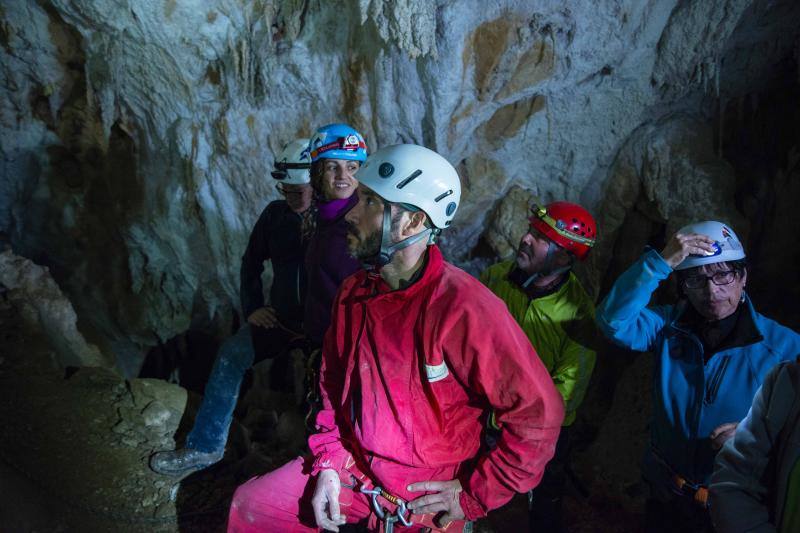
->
<box><xmin>529</xmin><ymin>201</ymin><xmax>597</xmax><ymax>261</ymax></box>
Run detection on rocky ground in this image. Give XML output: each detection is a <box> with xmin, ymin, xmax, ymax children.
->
<box><xmin>0</xmin><ymin>275</ymin><xmax>307</xmax><ymax>532</ymax></box>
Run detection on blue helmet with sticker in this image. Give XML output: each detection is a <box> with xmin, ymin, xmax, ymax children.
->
<box><xmin>309</xmin><ymin>123</ymin><xmax>368</xmax><ymax>163</ymax></box>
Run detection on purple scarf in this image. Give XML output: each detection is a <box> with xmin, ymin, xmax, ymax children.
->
<box><xmin>317</xmin><ymin>197</ymin><xmax>352</xmax><ymax>222</ymax></box>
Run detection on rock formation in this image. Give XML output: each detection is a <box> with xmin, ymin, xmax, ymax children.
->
<box><xmin>3</xmin><ymin>0</ymin><xmax>799</xmax><ymax>372</ymax></box>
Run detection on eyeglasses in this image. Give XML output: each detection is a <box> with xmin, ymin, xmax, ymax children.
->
<box><xmin>681</xmin><ymin>270</ymin><xmax>738</xmax><ymax>290</ymax></box>
<box><xmin>275</xmin><ymin>183</ymin><xmax>306</xmax><ymax>196</ymax></box>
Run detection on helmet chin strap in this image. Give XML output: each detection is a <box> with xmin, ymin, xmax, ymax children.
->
<box><xmin>521</xmin><ymin>241</ymin><xmax>572</xmax><ymax>288</ymax></box>
<box><xmin>363</xmin><ymin>203</ymin><xmax>434</xmax><ymax>270</ymax></box>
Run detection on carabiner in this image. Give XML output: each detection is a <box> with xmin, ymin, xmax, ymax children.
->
<box><xmin>395</xmin><ymin>499</ymin><xmax>412</xmax><ymax>527</ymax></box>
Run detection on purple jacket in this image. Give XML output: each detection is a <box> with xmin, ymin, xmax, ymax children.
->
<box><xmin>303</xmin><ymin>194</ymin><xmax>362</xmax><ymax>346</ymax></box>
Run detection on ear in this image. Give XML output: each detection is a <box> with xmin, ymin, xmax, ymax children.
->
<box><xmin>403</xmin><ymin>210</ymin><xmax>428</xmax><ymax>237</ymax></box>
<box><xmin>554</xmin><ymin>247</ymin><xmax>573</xmax><ymax>268</ymax></box>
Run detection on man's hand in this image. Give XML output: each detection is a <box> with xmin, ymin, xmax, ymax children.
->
<box><xmin>659</xmin><ymin>232</ymin><xmax>718</xmax><ymax>269</ymax></box>
<box><xmin>407</xmin><ymin>479</ymin><xmax>465</xmax><ymax>526</ymax></box>
<box><xmin>247</xmin><ymin>306</ymin><xmax>278</xmax><ymax>329</ymax></box>
<box><xmin>710</xmin><ymin>422</ymin><xmax>738</xmax><ymax>450</ymax></box>
<box><xmin>311</xmin><ymin>469</ymin><xmax>346</xmax><ymax>531</ymax></box>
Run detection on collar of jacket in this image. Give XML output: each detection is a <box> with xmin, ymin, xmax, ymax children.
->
<box><xmin>507</xmin><ymin>265</ymin><xmax>571</xmax><ymax>300</ymax></box>
<box><xmin>347</xmin><ymin>244</ymin><xmax>445</xmax><ymax>305</ymax></box>
<box><xmin>669</xmin><ymin>294</ymin><xmax>763</xmax><ymax>351</ymax></box>
<box><xmin>316</xmin><ymin>193</ymin><xmax>357</xmax><ymax>226</ymax></box>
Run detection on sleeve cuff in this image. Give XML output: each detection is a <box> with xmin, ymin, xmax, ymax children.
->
<box><xmin>459</xmin><ymin>489</ymin><xmax>487</xmax><ymax>521</ymax></box>
<box><xmin>310</xmin><ymin>452</ymin><xmax>352</xmax><ymax>479</ymax></box>
<box><xmin>642</xmin><ymin>247</ymin><xmax>674</xmax><ymax>278</ymax></box>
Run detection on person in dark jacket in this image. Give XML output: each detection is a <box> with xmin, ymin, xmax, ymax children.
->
<box><xmin>596</xmin><ymin>220</ymin><xmax>800</xmax><ymax>532</ymax></box>
<box><xmin>149</xmin><ymin>139</ymin><xmax>314</xmax><ymax>476</ymax></box>
<box><xmin>303</xmin><ymin>123</ymin><xmax>367</xmax><ymax>347</ymax></box>
<box><xmin>710</xmin><ymin>356</ymin><xmax>800</xmax><ymax>533</ymax></box>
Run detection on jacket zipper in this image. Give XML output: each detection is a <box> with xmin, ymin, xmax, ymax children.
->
<box><xmin>704</xmin><ymin>355</ymin><xmax>731</xmax><ymax>405</ymax></box>
<box><xmin>296</xmin><ymin>268</ymin><xmax>301</xmax><ymax>306</ymax></box>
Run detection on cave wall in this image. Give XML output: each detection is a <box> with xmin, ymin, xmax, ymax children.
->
<box><xmin>2</xmin><ymin>0</ymin><xmax>800</xmax><ymax>375</ymax></box>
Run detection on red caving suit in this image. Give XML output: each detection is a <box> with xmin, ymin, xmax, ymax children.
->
<box><xmin>228</xmin><ymin>245</ymin><xmax>564</xmax><ymax>532</ymax></box>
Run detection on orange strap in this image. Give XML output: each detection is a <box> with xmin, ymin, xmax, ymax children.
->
<box><xmin>673</xmin><ymin>474</ymin><xmax>709</xmax><ymax>508</ymax></box>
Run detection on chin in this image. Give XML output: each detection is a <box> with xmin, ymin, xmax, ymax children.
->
<box><xmin>515</xmin><ymin>256</ymin><xmax>531</xmax><ymax>271</ymax></box>
<box><xmin>333</xmin><ymin>188</ymin><xmax>353</xmax><ymax>199</ymax></box>
<box><xmin>701</xmin><ymin>304</ymin><xmax>733</xmax><ymax>321</ymax></box>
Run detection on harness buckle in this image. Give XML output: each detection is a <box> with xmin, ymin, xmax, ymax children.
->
<box><xmin>673</xmin><ymin>475</ymin><xmax>709</xmax><ymax>508</ymax></box>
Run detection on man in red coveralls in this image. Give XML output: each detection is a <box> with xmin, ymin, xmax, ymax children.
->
<box><xmin>227</xmin><ymin>144</ymin><xmax>564</xmax><ymax>532</ymax></box>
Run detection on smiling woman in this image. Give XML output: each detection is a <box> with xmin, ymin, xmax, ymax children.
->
<box><xmin>316</xmin><ymin>158</ymin><xmax>360</xmax><ymax>200</ymax></box>
<box><xmin>302</xmin><ymin>124</ymin><xmax>368</xmax><ymax>347</ymax></box>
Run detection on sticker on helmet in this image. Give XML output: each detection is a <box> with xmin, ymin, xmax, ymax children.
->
<box><xmin>342</xmin><ymin>134</ymin><xmax>361</xmax><ymax>151</ymax></box>
<box><xmin>311</xmin><ymin>141</ymin><xmax>342</xmax><ymax>158</ymax></box>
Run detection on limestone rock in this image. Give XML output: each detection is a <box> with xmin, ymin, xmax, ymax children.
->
<box><xmin>141</xmin><ymin>400</ymin><xmax>172</xmax><ymax>428</ymax></box>
<box><xmin>481</xmin><ymin>185</ymin><xmax>536</xmax><ymax>260</ymax></box>
<box><xmin>0</xmin><ymin>249</ymin><xmax>110</xmax><ymax>368</ymax></box>
<box><xmin>483</xmin><ymin>96</ymin><xmax>546</xmax><ymax>149</ymax></box>
<box><xmin>128</xmin><ymin>378</ymin><xmax>187</xmax><ymax>434</ymax></box>
<box><xmin>358</xmin><ymin>0</ymin><xmax>437</xmax><ymax>58</ymax></box>
<box><xmin>586</xmin><ymin>114</ymin><xmax>747</xmax><ymax>297</ymax></box>
<box><xmin>652</xmin><ymin>0</ymin><xmax>752</xmax><ymax>94</ymax></box>
<box><xmin>1</xmin><ymin>0</ymin><xmax>798</xmax><ymax>377</ymax></box>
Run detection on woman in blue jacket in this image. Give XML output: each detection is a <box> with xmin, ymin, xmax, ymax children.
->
<box><xmin>596</xmin><ymin>220</ymin><xmax>800</xmax><ymax>532</ymax></box>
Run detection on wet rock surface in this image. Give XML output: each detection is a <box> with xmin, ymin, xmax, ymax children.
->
<box><xmin>2</xmin><ymin>0</ymin><xmax>798</xmax><ymax>374</ymax></box>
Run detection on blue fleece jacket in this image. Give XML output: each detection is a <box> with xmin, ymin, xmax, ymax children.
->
<box><xmin>596</xmin><ymin>248</ymin><xmax>800</xmax><ymax>487</ymax></box>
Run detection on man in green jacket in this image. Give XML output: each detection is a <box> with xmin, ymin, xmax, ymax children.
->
<box><xmin>481</xmin><ymin>201</ymin><xmax>598</xmax><ymax>533</ymax></box>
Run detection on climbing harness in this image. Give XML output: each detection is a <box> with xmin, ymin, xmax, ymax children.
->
<box><xmin>304</xmin><ymin>348</ymin><xmax>323</xmax><ymax>431</ymax></box>
<box><xmin>360</xmin><ymin>485</ymin><xmax>414</xmax><ymax>532</ymax></box>
<box><xmin>651</xmin><ymin>448</ymin><xmax>710</xmax><ymax>509</ymax></box>
<box><xmin>673</xmin><ymin>474</ymin><xmax>709</xmax><ymax>508</ymax></box>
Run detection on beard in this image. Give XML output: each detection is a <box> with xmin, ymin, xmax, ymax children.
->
<box><xmin>347</xmin><ymin>223</ymin><xmax>382</xmax><ymax>261</ymax></box>
<box><xmin>515</xmin><ymin>243</ymin><xmax>538</xmax><ymax>272</ymax></box>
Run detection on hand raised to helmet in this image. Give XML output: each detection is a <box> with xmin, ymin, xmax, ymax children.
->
<box><xmin>660</xmin><ymin>232</ymin><xmax>717</xmax><ymax>269</ymax></box>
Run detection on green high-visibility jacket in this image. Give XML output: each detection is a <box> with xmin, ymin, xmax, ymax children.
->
<box><xmin>480</xmin><ymin>261</ymin><xmax>597</xmax><ymax>426</ymax></box>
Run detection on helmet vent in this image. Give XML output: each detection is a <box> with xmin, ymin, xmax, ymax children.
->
<box><xmin>434</xmin><ymin>190</ymin><xmax>454</xmax><ymax>202</ymax></box>
<box><xmin>396</xmin><ymin>170</ymin><xmax>422</xmax><ymax>189</ymax></box>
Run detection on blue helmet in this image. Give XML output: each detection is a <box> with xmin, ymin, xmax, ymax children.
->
<box><xmin>309</xmin><ymin>123</ymin><xmax>368</xmax><ymax>163</ymax></box>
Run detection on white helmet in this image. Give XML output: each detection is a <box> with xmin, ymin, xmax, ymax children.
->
<box><xmin>354</xmin><ymin>144</ymin><xmax>461</xmax><ymax>268</ymax></box>
<box><xmin>272</xmin><ymin>138</ymin><xmax>311</xmax><ymax>185</ymax></box>
<box><xmin>674</xmin><ymin>220</ymin><xmax>746</xmax><ymax>271</ymax></box>
<box><xmin>355</xmin><ymin>144</ymin><xmax>461</xmax><ymax>229</ymax></box>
